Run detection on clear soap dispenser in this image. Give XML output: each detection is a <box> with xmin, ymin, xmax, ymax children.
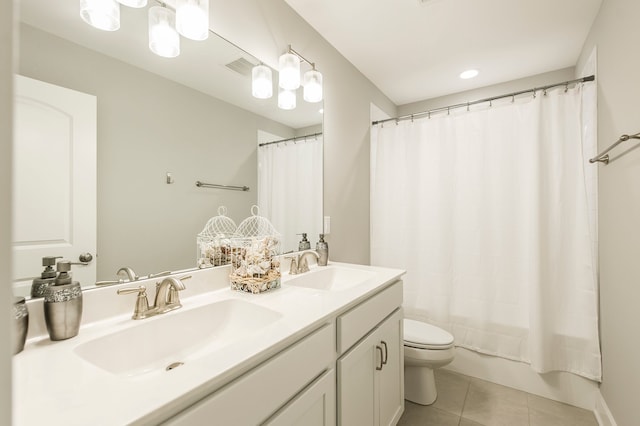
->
<box><xmin>31</xmin><ymin>255</ymin><xmax>62</xmax><ymax>298</ymax></box>
<box><xmin>298</xmin><ymin>233</ymin><xmax>311</xmax><ymax>251</ymax></box>
<box><xmin>44</xmin><ymin>260</ymin><xmax>83</xmax><ymax>341</ymax></box>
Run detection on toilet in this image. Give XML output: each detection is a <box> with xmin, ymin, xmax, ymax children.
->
<box><xmin>403</xmin><ymin>319</ymin><xmax>455</xmax><ymax>405</ymax></box>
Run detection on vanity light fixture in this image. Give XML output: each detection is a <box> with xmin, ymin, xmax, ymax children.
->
<box><xmin>80</xmin><ymin>0</ymin><xmax>209</xmax><ymax>59</ymax></box>
<box><xmin>460</xmin><ymin>69</ymin><xmax>479</xmax><ymax>79</ymax></box>
<box><xmin>176</xmin><ymin>0</ymin><xmax>209</xmax><ymax>41</ymax></box>
<box><xmin>303</xmin><ymin>66</ymin><xmax>323</xmax><ymax>103</ymax></box>
<box><xmin>279</xmin><ymin>51</ymin><xmax>301</xmax><ymax>90</ymax></box>
<box><xmin>252</xmin><ymin>64</ymin><xmax>273</xmax><ymax>99</ymax></box>
<box><xmin>278</xmin><ymin>88</ymin><xmax>297</xmax><ymax>110</ymax></box>
<box><xmin>275</xmin><ymin>45</ymin><xmax>323</xmax><ymax>109</ymax></box>
<box><xmin>117</xmin><ymin>0</ymin><xmax>148</xmax><ymax>8</ymax></box>
<box><xmin>80</xmin><ymin>0</ymin><xmax>121</xmax><ymax>32</ymax></box>
<box><xmin>148</xmin><ymin>6</ymin><xmax>180</xmax><ymax>58</ymax></box>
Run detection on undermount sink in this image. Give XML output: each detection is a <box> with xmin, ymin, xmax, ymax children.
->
<box><xmin>74</xmin><ymin>299</ymin><xmax>282</xmax><ymax>376</ymax></box>
<box><xmin>286</xmin><ymin>265</ymin><xmax>376</xmax><ymax>291</ymax></box>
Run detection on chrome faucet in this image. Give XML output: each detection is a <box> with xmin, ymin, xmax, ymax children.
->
<box><xmin>286</xmin><ymin>250</ymin><xmax>320</xmax><ymax>275</ymax></box>
<box><xmin>154</xmin><ymin>276</ymin><xmax>188</xmax><ymax>313</ymax></box>
<box><xmin>117</xmin><ymin>266</ymin><xmax>139</xmax><ymax>282</ymax></box>
<box><xmin>117</xmin><ymin>275</ymin><xmax>191</xmax><ymax>320</ymax></box>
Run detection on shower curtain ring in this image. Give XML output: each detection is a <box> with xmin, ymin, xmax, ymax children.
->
<box><xmin>466</xmin><ymin>102</ymin><xmax>470</xmax><ymax>112</ymax></box>
<box><xmin>564</xmin><ymin>83</ymin><xmax>569</xmax><ymax>93</ymax></box>
<box><xmin>543</xmin><ymin>88</ymin><xmax>547</xmax><ymax>96</ymax></box>
<box><xmin>533</xmin><ymin>90</ymin><xmax>537</xmax><ymax>99</ymax></box>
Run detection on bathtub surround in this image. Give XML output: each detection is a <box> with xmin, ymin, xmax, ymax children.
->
<box><xmin>371</xmin><ymin>82</ymin><xmax>600</xmax><ymax>381</ymax></box>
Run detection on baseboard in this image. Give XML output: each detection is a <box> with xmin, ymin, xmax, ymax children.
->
<box><xmin>594</xmin><ymin>391</ymin><xmax>617</xmax><ymax>426</ymax></box>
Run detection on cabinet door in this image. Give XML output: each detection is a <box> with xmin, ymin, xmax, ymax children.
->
<box><xmin>377</xmin><ymin>309</ymin><xmax>404</xmax><ymax>426</ymax></box>
<box><xmin>264</xmin><ymin>369</ymin><xmax>336</xmax><ymax>426</ymax></box>
<box><xmin>337</xmin><ymin>328</ymin><xmax>382</xmax><ymax>425</ymax></box>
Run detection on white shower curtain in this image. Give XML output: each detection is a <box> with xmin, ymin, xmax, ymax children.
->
<box><xmin>371</xmin><ymin>84</ymin><xmax>601</xmax><ymax>381</ymax></box>
<box><xmin>258</xmin><ymin>136</ymin><xmax>323</xmax><ymax>253</ymax></box>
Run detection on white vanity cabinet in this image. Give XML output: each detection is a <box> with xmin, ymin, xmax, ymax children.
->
<box><xmin>164</xmin><ymin>323</ymin><xmax>335</xmax><ymax>426</ymax></box>
<box><xmin>337</xmin><ymin>281</ymin><xmax>404</xmax><ymax>426</ymax></box>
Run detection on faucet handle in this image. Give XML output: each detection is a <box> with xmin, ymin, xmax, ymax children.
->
<box><xmin>284</xmin><ymin>256</ymin><xmax>299</xmax><ymax>275</ymax></box>
<box><xmin>117</xmin><ymin>286</ymin><xmax>150</xmax><ymax>320</ymax></box>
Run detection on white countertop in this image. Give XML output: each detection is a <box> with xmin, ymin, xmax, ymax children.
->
<box><xmin>13</xmin><ymin>262</ymin><xmax>404</xmax><ymax>425</ymax></box>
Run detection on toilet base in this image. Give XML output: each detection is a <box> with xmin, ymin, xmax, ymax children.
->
<box><xmin>404</xmin><ymin>365</ymin><xmax>437</xmax><ymax>405</ymax></box>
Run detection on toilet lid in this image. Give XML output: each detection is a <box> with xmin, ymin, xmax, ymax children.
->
<box><xmin>404</xmin><ymin>319</ymin><xmax>454</xmax><ymax>349</ymax></box>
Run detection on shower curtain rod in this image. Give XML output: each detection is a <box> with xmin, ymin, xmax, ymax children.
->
<box><xmin>372</xmin><ymin>75</ymin><xmax>595</xmax><ymax>126</ymax></box>
<box><xmin>258</xmin><ymin>132</ymin><xmax>323</xmax><ymax>147</ymax></box>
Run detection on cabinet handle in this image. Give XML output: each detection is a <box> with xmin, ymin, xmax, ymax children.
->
<box><xmin>381</xmin><ymin>340</ymin><xmax>388</xmax><ymax>365</ymax></box>
<box><xmin>376</xmin><ymin>346</ymin><xmax>384</xmax><ymax>370</ymax></box>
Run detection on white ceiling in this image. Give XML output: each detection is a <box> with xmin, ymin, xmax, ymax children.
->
<box><xmin>284</xmin><ymin>0</ymin><xmax>603</xmax><ymax>105</ymax></box>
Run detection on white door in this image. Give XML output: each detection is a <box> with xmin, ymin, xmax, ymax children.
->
<box><xmin>13</xmin><ymin>75</ymin><xmax>97</xmax><ymax>296</ymax></box>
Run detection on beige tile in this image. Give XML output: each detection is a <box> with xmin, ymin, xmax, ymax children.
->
<box><xmin>432</xmin><ymin>369</ymin><xmax>471</xmax><ymax>416</ymax></box>
<box><xmin>459</xmin><ymin>418</ymin><xmax>485</xmax><ymax>426</ymax></box>
<box><xmin>461</xmin><ymin>378</ymin><xmax>529</xmax><ymax>426</ymax></box>
<box><xmin>398</xmin><ymin>401</ymin><xmax>461</xmax><ymax>426</ymax></box>
<box><xmin>528</xmin><ymin>394</ymin><xmax>598</xmax><ymax>426</ymax></box>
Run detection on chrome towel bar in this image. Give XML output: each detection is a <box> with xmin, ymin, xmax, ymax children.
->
<box><xmin>195</xmin><ymin>181</ymin><xmax>250</xmax><ymax>192</ymax></box>
<box><xmin>590</xmin><ymin>132</ymin><xmax>640</xmax><ymax>164</ymax></box>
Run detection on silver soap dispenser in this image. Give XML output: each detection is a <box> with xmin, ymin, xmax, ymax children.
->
<box><xmin>44</xmin><ymin>260</ymin><xmax>83</xmax><ymax>341</ymax></box>
<box><xmin>31</xmin><ymin>255</ymin><xmax>62</xmax><ymax>298</ymax></box>
<box><xmin>298</xmin><ymin>233</ymin><xmax>311</xmax><ymax>251</ymax></box>
<box><xmin>316</xmin><ymin>234</ymin><xmax>328</xmax><ymax>266</ymax></box>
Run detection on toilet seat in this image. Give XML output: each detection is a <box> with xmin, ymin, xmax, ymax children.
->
<box><xmin>404</xmin><ymin>319</ymin><xmax>454</xmax><ymax>350</ymax></box>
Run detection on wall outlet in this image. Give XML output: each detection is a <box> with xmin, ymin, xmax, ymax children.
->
<box><xmin>323</xmin><ymin>216</ymin><xmax>331</xmax><ymax>235</ymax></box>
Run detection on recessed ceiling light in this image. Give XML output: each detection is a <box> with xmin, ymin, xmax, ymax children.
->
<box><xmin>460</xmin><ymin>69</ymin><xmax>479</xmax><ymax>79</ymax></box>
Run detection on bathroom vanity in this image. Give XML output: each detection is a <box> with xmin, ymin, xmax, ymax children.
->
<box><xmin>13</xmin><ymin>262</ymin><xmax>405</xmax><ymax>425</ymax></box>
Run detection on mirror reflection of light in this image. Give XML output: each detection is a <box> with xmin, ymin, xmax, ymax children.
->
<box><xmin>303</xmin><ymin>69</ymin><xmax>323</xmax><ymax>103</ymax></box>
<box><xmin>80</xmin><ymin>0</ymin><xmax>121</xmax><ymax>32</ymax></box>
<box><xmin>278</xmin><ymin>88</ymin><xmax>296</xmax><ymax>110</ymax></box>
<box><xmin>252</xmin><ymin>65</ymin><xmax>273</xmax><ymax>99</ymax></box>
<box><xmin>149</xmin><ymin>7</ymin><xmax>180</xmax><ymax>58</ymax></box>
<box><xmin>279</xmin><ymin>53</ymin><xmax>301</xmax><ymax>90</ymax></box>
<box><xmin>176</xmin><ymin>0</ymin><xmax>209</xmax><ymax>41</ymax></box>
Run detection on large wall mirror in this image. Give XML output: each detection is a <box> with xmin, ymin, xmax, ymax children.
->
<box><xmin>13</xmin><ymin>0</ymin><xmax>324</xmax><ymax>296</ymax></box>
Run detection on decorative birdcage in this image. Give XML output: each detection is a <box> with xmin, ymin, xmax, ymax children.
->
<box><xmin>197</xmin><ymin>206</ymin><xmax>238</xmax><ymax>268</ymax></box>
<box><xmin>229</xmin><ymin>206</ymin><xmax>281</xmax><ymax>294</ymax></box>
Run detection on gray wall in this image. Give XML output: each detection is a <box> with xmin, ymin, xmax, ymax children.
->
<box><xmin>1</xmin><ymin>0</ymin><xmax>13</xmax><ymax>421</ymax></box>
<box><xmin>578</xmin><ymin>0</ymin><xmax>640</xmax><ymax>423</ymax></box>
<box><xmin>19</xmin><ymin>24</ymin><xmax>295</xmax><ymax>280</ymax></box>
<box><xmin>213</xmin><ymin>0</ymin><xmax>398</xmax><ymax>265</ymax></box>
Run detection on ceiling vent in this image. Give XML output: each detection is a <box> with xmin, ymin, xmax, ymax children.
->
<box><xmin>225</xmin><ymin>57</ymin><xmax>255</xmax><ymax>77</ymax></box>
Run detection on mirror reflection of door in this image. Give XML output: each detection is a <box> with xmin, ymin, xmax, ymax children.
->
<box><xmin>13</xmin><ymin>75</ymin><xmax>97</xmax><ymax>296</ymax></box>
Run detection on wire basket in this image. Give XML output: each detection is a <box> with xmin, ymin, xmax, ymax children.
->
<box><xmin>229</xmin><ymin>206</ymin><xmax>281</xmax><ymax>294</ymax></box>
<box><xmin>197</xmin><ymin>206</ymin><xmax>238</xmax><ymax>267</ymax></box>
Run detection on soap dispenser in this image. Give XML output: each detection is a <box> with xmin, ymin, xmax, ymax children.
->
<box><xmin>44</xmin><ymin>260</ymin><xmax>83</xmax><ymax>341</ymax></box>
<box><xmin>316</xmin><ymin>234</ymin><xmax>328</xmax><ymax>266</ymax></box>
<box><xmin>298</xmin><ymin>233</ymin><xmax>311</xmax><ymax>251</ymax></box>
<box><xmin>31</xmin><ymin>256</ymin><xmax>62</xmax><ymax>298</ymax></box>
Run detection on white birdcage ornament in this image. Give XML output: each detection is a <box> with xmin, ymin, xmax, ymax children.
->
<box><xmin>197</xmin><ymin>206</ymin><xmax>238</xmax><ymax>267</ymax></box>
<box><xmin>229</xmin><ymin>205</ymin><xmax>282</xmax><ymax>294</ymax></box>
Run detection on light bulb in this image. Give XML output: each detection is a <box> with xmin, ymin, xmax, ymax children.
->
<box><xmin>278</xmin><ymin>88</ymin><xmax>296</xmax><ymax>110</ymax></box>
<box><xmin>117</xmin><ymin>0</ymin><xmax>147</xmax><ymax>7</ymax></box>
<box><xmin>303</xmin><ymin>69</ymin><xmax>323</xmax><ymax>103</ymax></box>
<box><xmin>149</xmin><ymin>6</ymin><xmax>180</xmax><ymax>58</ymax></box>
<box><xmin>460</xmin><ymin>69</ymin><xmax>479</xmax><ymax>79</ymax></box>
<box><xmin>252</xmin><ymin>65</ymin><xmax>273</xmax><ymax>99</ymax></box>
<box><xmin>279</xmin><ymin>52</ymin><xmax>301</xmax><ymax>90</ymax></box>
<box><xmin>176</xmin><ymin>0</ymin><xmax>209</xmax><ymax>41</ymax></box>
<box><xmin>80</xmin><ymin>0</ymin><xmax>120</xmax><ymax>31</ymax></box>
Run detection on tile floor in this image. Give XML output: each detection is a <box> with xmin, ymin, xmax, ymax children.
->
<box><xmin>398</xmin><ymin>370</ymin><xmax>598</xmax><ymax>426</ymax></box>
